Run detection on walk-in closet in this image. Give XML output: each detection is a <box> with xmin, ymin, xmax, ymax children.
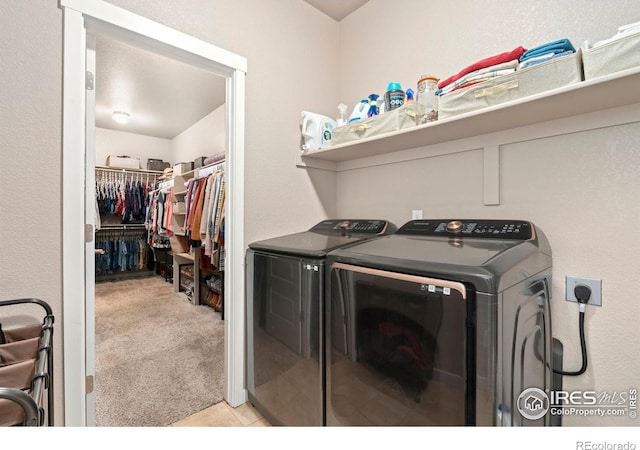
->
<box><xmin>91</xmin><ymin>32</ymin><xmax>228</xmax><ymax>426</ymax></box>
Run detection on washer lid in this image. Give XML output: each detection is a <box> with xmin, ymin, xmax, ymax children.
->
<box><xmin>396</xmin><ymin>219</ymin><xmax>534</xmax><ymax>240</ymax></box>
<box><xmin>327</xmin><ymin>219</ymin><xmax>552</xmax><ymax>293</ymax></box>
<box><xmin>248</xmin><ymin>219</ymin><xmax>395</xmax><ymax>258</ymax></box>
<box><xmin>330</xmin><ymin>234</ymin><xmax>523</xmax><ymax>267</ymax></box>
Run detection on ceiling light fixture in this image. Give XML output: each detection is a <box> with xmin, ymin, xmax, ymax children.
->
<box><xmin>112</xmin><ymin>111</ymin><xmax>131</xmax><ymax>124</ymax></box>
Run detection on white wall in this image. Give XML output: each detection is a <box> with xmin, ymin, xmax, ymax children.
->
<box><xmin>104</xmin><ymin>0</ymin><xmax>341</xmax><ymax>244</ymax></box>
<box><xmin>172</xmin><ymin>104</ymin><xmax>226</xmax><ymax>164</ymax></box>
<box><xmin>5</xmin><ymin>0</ymin><xmax>635</xmax><ymax>428</ymax></box>
<box><xmin>95</xmin><ymin>127</ymin><xmax>174</xmax><ymax>168</ymax></box>
<box><xmin>0</xmin><ymin>0</ymin><xmax>339</xmax><ymax>425</ymax></box>
<box><xmin>0</xmin><ymin>0</ymin><xmax>64</xmax><ymax>423</ymax></box>
<box><xmin>338</xmin><ymin>0</ymin><xmax>640</xmax><ymax>108</ymax></box>
<box><xmin>337</xmin><ymin>0</ymin><xmax>640</xmax><ymax>426</ymax></box>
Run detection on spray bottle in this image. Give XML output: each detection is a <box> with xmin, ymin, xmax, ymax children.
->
<box><xmin>405</xmin><ymin>88</ymin><xmax>415</xmax><ymax>102</ymax></box>
<box><xmin>367</xmin><ymin>93</ymin><xmax>380</xmax><ymax>118</ymax></box>
<box><xmin>337</xmin><ymin>103</ymin><xmax>348</xmax><ymax>126</ymax></box>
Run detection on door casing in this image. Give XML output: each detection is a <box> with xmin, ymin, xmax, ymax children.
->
<box><xmin>61</xmin><ymin>0</ymin><xmax>247</xmax><ymax>425</ymax></box>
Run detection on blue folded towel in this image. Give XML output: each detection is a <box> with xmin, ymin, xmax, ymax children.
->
<box><xmin>520</xmin><ymin>38</ymin><xmax>575</xmax><ymax>62</ymax></box>
<box><xmin>519</xmin><ymin>49</ymin><xmax>575</xmax><ymax>69</ymax></box>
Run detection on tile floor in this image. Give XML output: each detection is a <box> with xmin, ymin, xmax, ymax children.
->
<box><xmin>170</xmin><ymin>401</ymin><xmax>270</xmax><ymax>427</ymax></box>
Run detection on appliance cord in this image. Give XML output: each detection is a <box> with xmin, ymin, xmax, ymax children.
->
<box><xmin>553</xmin><ymin>285</ymin><xmax>590</xmax><ymax>376</ymax></box>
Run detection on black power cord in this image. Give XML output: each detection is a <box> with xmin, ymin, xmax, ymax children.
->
<box><xmin>553</xmin><ymin>284</ymin><xmax>591</xmax><ymax>376</ymax></box>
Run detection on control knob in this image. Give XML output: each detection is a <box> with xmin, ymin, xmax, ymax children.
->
<box><xmin>446</xmin><ymin>220</ymin><xmax>464</xmax><ymax>233</ymax></box>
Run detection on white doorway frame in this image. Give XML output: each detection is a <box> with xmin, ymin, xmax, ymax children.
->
<box><xmin>61</xmin><ymin>0</ymin><xmax>247</xmax><ymax>426</ymax></box>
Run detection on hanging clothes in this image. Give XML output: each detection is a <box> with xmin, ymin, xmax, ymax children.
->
<box><xmin>188</xmin><ymin>178</ymin><xmax>208</xmax><ymax>246</ymax></box>
<box><xmin>96</xmin><ymin>168</ymin><xmax>157</xmax><ymax>225</ymax></box>
<box><xmin>162</xmin><ymin>187</ymin><xmax>173</xmax><ymax>236</ymax></box>
<box><xmin>202</xmin><ymin>170</ymin><xmax>225</xmax><ymax>270</ymax></box>
<box><xmin>169</xmin><ymin>166</ymin><xmax>227</xmax><ymax>270</ymax></box>
<box><xmin>95</xmin><ymin>229</ymin><xmax>150</xmax><ymax>275</ymax></box>
<box><xmin>145</xmin><ymin>188</ymin><xmax>172</xmax><ymax>249</ymax></box>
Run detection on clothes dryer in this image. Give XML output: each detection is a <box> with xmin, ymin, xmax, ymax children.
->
<box><xmin>246</xmin><ymin>219</ymin><xmax>396</xmax><ymax>426</ymax></box>
<box><xmin>326</xmin><ymin>219</ymin><xmax>553</xmax><ymax>426</ymax></box>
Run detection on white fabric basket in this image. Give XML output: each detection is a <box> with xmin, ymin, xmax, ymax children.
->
<box><xmin>583</xmin><ymin>32</ymin><xmax>640</xmax><ymax>80</ymax></box>
<box><xmin>439</xmin><ymin>50</ymin><xmax>583</xmax><ymax>119</ymax></box>
<box><xmin>332</xmin><ymin>102</ymin><xmax>424</xmax><ymax>145</ymax></box>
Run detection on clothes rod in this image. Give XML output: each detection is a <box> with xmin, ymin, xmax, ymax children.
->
<box><xmin>97</xmin><ymin>224</ymin><xmax>147</xmax><ymax>230</ymax></box>
<box><xmin>197</xmin><ymin>160</ymin><xmax>225</xmax><ymax>178</ymax></box>
<box><xmin>157</xmin><ymin>179</ymin><xmax>175</xmax><ymax>190</ymax></box>
<box><xmin>96</xmin><ymin>165</ymin><xmax>163</xmax><ymax>175</ymax></box>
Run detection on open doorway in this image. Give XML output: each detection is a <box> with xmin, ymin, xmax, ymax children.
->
<box><xmin>90</xmin><ymin>32</ymin><xmax>227</xmax><ymax>426</ymax></box>
<box><xmin>61</xmin><ymin>0</ymin><xmax>247</xmax><ymax>426</ymax></box>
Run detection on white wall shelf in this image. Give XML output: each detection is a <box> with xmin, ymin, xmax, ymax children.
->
<box><xmin>298</xmin><ymin>66</ymin><xmax>640</xmax><ymax>167</ymax></box>
<box><xmin>95</xmin><ymin>165</ymin><xmax>164</xmax><ymax>174</ymax></box>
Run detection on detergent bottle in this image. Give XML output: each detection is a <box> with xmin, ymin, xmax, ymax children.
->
<box><xmin>348</xmin><ymin>99</ymin><xmax>369</xmax><ymax>123</ymax></box>
<box><xmin>301</xmin><ymin>111</ymin><xmax>337</xmax><ymax>151</ymax></box>
<box><xmin>385</xmin><ymin>82</ymin><xmax>405</xmax><ymax>111</ymax></box>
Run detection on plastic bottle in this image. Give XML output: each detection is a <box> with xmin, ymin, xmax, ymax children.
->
<box><xmin>385</xmin><ymin>82</ymin><xmax>405</xmax><ymax>111</ymax></box>
<box><xmin>416</xmin><ymin>75</ymin><xmax>439</xmax><ymax>123</ymax></box>
<box><xmin>322</xmin><ymin>119</ymin><xmax>334</xmax><ymax>147</ymax></box>
<box><xmin>301</xmin><ymin>111</ymin><xmax>336</xmax><ymax>151</ymax></box>
<box><xmin>405</xmin><ymin>88</ymin><xmax>415</xmax><ymax>102</ymax></box>
<box><xmin>367</xmin><ymin>93</ymin><xmax>380</xmax><ymax>118</ymax></box>
<box><xmin>378</xmin><ymin>99</ymin><xmax>386</xmax><ymax>114</ymax></box>
<box><xmin>337</xmin><ymin>103</ymin><xmax>348</xmax><ymax>126</ymax></box>
<box><xmin>348</xmin><ymin>99</ymin><xmax>369</xmax><ymax>122</ymax></box>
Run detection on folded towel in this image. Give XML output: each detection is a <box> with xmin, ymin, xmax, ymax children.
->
<box><xmin>436</xmin><ymin>60</ymin><xmax>518</xmax><ymax>95</ymax></box>
<box><xmin>437</xmin><ymin>67</ymin><xmax>517</xmax><ymax>96</ymax></box>
<box><xmin>593</xmin><ymin>23</ymin><xmax>640</xmax><ymax>47</ymax></box>
<box><xmin>520</xmin><ymin>38</ymin><xmax>575</xmax><ymax>62</ymax></box>
<box><xmin>618</xmin><ymin>20</ymin><xmax>640</xmax><ymax>33</ymax></box>
<box><xmin>518</xmin><ymin>50</ymin><xmax>574</xmax><ymax>69</ymax></box>
<box><xmin>437</xmin><ymin>46</ymin><xmax>526</xmax><ymax>89</ymax></box>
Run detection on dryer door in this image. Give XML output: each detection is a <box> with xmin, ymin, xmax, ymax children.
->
<box><xmin>327</xmin><ymin>262</ymin><xmax>475</xmax><ymax>426</ymax></box>
<box><xmin>247</xmin><ymin>251</ymin><xmax>323</xmax><ymax>426</ymax></box>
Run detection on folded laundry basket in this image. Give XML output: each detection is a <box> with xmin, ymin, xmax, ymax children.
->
<box><xmin>583</xmin><ymin>31</ymin><xmax>640</xmax><ymax>80</ymax></box>
<box><xmin>438</xmin><ymin>50</ymin><xmax>583</xmax><ymax>119</ymax></box>
<box><xmin>0</xmin><ymin>298</ymin><xmax>54</xmax><ymax>426</ymax></box>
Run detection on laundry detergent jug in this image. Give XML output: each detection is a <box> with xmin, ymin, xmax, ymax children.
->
<box><xmin>301</xmin><ymin>111</ymin><xmax>336</xmax><ymax>151</ymax></box>
<box><xmin>348</xmin><ymin>99</ymin><xmax>369</xmax><ymax>123</ymax></box>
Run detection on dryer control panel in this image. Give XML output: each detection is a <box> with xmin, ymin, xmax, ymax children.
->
<box><xmin>310</xmin><ymin>219</ymin><xmax>391</xmax><ymax>235</ymax></box>
<box><xmin>397</xmin><ymin>219</ymin><xmax>533</xmax><ymax>240</ymax></box>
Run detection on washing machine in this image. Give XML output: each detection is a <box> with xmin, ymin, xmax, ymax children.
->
<box><xmin>246</xmin><ymin>219</ymin><xmax>396</xmax><ymax>426</ymax></box>
<box><xmin>326</xmin><ymin>219</ymin><xmax>553</xmax><ymax>426</ymax></box>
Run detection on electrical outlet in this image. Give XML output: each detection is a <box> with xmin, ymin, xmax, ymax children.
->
<box><xmin>565</xmin><ymin>276</ymin><xmax>602</xmax><ymax>306</ymax></box>
<box><xmin>412</xmin><ymin>210</ymin><xmax>423</xmax><ymax>220</ymax></box>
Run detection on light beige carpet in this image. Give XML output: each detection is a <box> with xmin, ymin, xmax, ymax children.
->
<box><xmin>94</xmin><ymin>276</ymin><xmax>224</xmax><ymax>426</ymax></box>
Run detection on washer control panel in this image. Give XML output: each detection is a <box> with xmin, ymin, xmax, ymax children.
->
<box><xmin>397</xmin><ymin>219</ymin><xmax>533</xmax><ymax>240</ymax></box>
<box><xmin>311</xmin><ymin>219</ymin><xmax>389</xmax><ymax>235</ymax></box>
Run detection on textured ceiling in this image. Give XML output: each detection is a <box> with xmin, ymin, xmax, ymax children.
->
<box><xmin>304</xmin><ymin>0</ymin><xmax>369</xmax><ymax>21</ymax></box>
<box><xmin>94</xmin><ymin>34</ymin><xmax>226</xmax><ymax>140</ymax></box>
<box><xmin>93</xmin><ymin>1</ymin><xmax>370</xmax><ymax>139</ymax></box>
